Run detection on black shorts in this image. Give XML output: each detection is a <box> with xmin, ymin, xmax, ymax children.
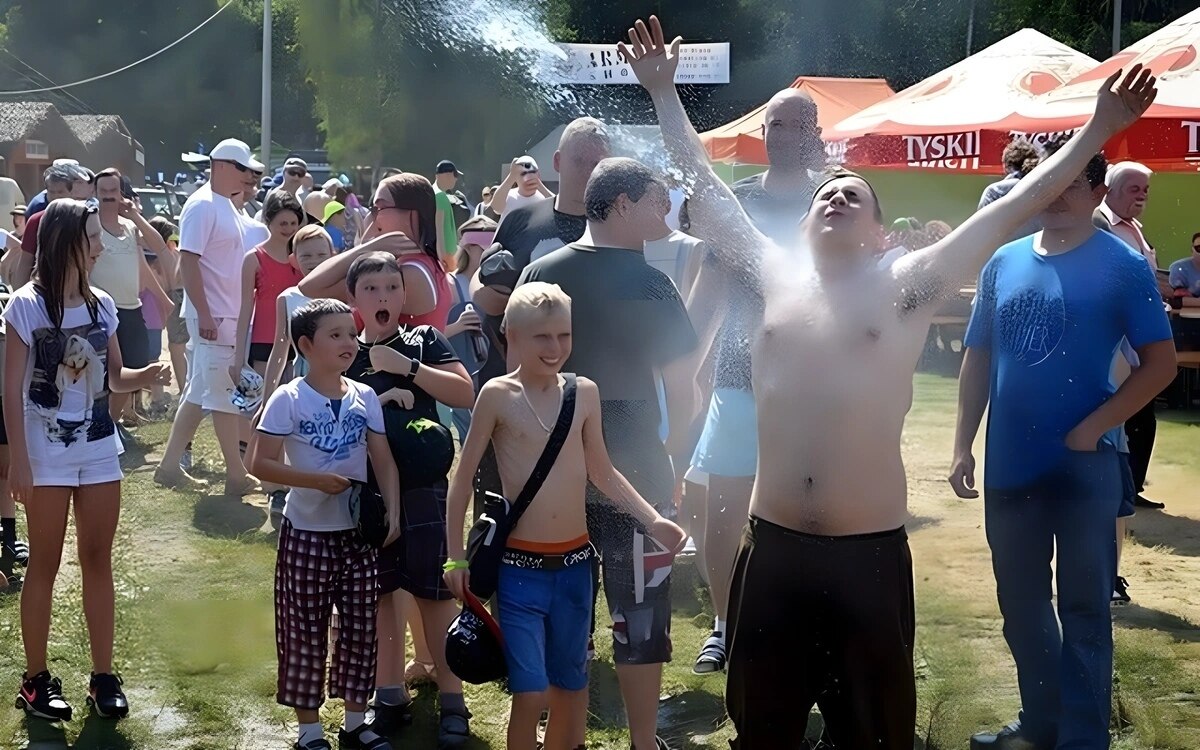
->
<box><xmin>377</xmin><ymin>482</ymin><xmax>452</xmax><ymax>600</ymax></box>
<box><xmin>586</xmin><ymin>402</ymin><xmax>676</xmax><ymax>665</ymax></box>
<box><xmin>166</xmin><ymin>289</ymin><xmax>189</xmax><ymax>346</ymax></box>
<box><xmin>116</xmin><ymin>307</ymin><xmax>151</xmax><ymax>369</ymax></box>
<box><xmin>726</xmin><ymin>516</ymin><xmax>916</xmax><ymax>750</ymax></box>
<box><xmin>248</xmin><ymin>342</ymin><xmax>274</xmax><ymax>367</ymax></box>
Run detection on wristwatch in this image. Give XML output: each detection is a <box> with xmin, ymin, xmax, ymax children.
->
<box><xmin>408</xmin><ymin>358</ymin><xmax>420</xmax><ymax>378</ymax></box>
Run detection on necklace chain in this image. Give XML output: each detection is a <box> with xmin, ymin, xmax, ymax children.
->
<box><xmin>520</xmin><ymin>376</ymin><xmax>562</xmax><ymax>434</ymax></box>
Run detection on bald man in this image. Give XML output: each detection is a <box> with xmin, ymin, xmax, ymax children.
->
<box><xmin>731</xmin><ymin>88</ymin><xmax>827</xmax><ymax>246</ymax></box>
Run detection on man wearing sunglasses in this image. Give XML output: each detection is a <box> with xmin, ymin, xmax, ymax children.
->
<box><xmin>155</xmin><ymin>138</ymin><xmax>267</xmax><ymax>497</ymax></box>
<box><xmin>1168</xmin><ymin>232</ymin><xmax>1200</xmax><ymax>346</ymax></box>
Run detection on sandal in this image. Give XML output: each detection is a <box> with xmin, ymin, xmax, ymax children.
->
<box><xmin>692</xmin><ymin>631</ymin><xmax>726</xmax><ymax>674</ymax></box>
<box><xmin>337</xmin><ymin>722</ymin><xmax>392</xmax><ymax>750</ymax></box>
<box><xmin>438</xmin><ymin>709</ymin><xmax>471</xmax><ymax>749</ymax></box>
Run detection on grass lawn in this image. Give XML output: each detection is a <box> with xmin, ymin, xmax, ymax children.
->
<box><xmin>1</xmin><ymin>373</ymin><xmax>1198</xmax><ymax>748</ymax></box>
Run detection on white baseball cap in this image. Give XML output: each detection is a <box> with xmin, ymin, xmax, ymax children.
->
<box><xmin>208</xmin><ymin>138</ymin><xmax>265</xmax><ymax>172</ymax></box>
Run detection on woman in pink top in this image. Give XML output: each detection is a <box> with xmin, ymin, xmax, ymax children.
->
<box><xmin>300</xmin><ymin>173</ymin><xmax>452</xmax><ymax>331</ymax></box>
<box><xmin>233</xmin><ymin>192</ymin><xmax>304</xmax><ymax>378</ymax></box>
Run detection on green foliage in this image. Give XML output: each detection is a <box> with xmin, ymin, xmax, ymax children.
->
<box><xmin>0</xmin><ymin>0</ymin><xmax>1193</xmax><ymax>181</ymax></box>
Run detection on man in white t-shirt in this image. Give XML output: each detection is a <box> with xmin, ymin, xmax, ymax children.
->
<box><xmin>93</xmin><ymin>168</ymin><xmax>172</xmax><ymax>430</ymax></box>
<box><xmin>488</xmin><ymin>156</ymin><xmax>555</xmax><ymax>217</ymax></box>
<box><xmin>154</xmin><ymin>138</ymin><xmax>266</xmax><ymax>496</ymax></box>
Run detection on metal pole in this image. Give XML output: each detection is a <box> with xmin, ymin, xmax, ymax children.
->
<box><xmin>966</xmin><ymin>0</ymin><xmax>976</xmax><ymax>56</ymax></box>
<box><xmin>1112</xmin><ymin>0</ymin><xmax>1123</xmax><ymax>54</ymax></box>
<box><xmin>260</xmin><ymin>0</ymin><xmax>272</xmax><ymax>169</ymax></box>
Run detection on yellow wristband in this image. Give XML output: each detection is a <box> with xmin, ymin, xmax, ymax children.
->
<box><xmin>442</xmin><ymin>559</ymin><xmax>469</xmax><ymax>572</ymax></box>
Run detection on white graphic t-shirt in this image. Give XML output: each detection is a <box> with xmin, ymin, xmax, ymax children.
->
<box><xmin>2</xmin><ymin>285</ymin><xmax>120</xmax><ymax>464</ymax></box>
<box><xmin>257</xmin><ymin>377</ymin><xmax>386</xmax><ymax>532</ymax></box>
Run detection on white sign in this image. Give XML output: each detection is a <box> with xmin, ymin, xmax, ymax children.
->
<box><xmin>904</xmin><ymin>131</ymin><xmax>981</xmax><ymax>171</ymax></box>
<box><xmin>550</xmin><ymin>43</ymin><xmax>729</xmax><ymax>85</ymax></box>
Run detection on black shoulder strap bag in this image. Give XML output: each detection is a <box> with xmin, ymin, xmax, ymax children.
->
<box><xmin>465</xmin><ymin>373</ymin><xmax>577</xmax><ymax>599</ymax></box>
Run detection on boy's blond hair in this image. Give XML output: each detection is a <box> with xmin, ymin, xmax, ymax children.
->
<box><xmin>503</xmin><ymin>282</ymin><xmax>572</xmax><ymax>334</ymax></box>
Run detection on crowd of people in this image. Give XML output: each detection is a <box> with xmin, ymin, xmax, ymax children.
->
<box><xmin>0</xmin><ymin>13</ymin><xmax>1189</xmax><ymax>750</ymax></box>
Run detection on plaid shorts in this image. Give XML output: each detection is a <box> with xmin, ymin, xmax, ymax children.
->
<box><xmin>275</xmin><ymin>519</ymin><xmax>379</xmax><ymax>710</ymax></box>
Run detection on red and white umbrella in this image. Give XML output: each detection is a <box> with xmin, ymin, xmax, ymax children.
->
<box><xmin>1000</xmin><ymin>6</ymin><xmax>1200</xmax><ymax>172</ymax></box>
<box><xmin>827</xmin><ymin>29</ymin><xmax>1098</xmax><ymax>173</ymax></box>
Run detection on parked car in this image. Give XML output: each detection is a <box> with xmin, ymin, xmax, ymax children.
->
<box><xmin>135</xmin><ymin>187</ymin><xmax>185</xmax><ymax>222</ymax></box>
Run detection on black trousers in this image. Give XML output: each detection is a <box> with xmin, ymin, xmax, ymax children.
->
<box><xmin>1124</xmin><ymin>398</ymin><xmax>1156</xmax><ymax>494</ymax></box>
<box><xmin>726</xmin><ymin>516</ymin><xmax>916</xmax><ymax>749</ymax></box>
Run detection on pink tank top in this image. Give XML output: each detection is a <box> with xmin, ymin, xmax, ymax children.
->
<box><xmin>398</xmin><ymin>252</ymin><xmax>451</xmax><ymax>332</ymax></box>
<box><xmin>251</xmin><ymin>245</ymin><xmax>303</xmax><ymax>344</ymax></box>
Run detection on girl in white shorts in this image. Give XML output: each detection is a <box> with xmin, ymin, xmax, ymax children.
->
<box><xmin>2</xmin><ymin>199</ymin><xmax>171</xmax><ymax>723</ymax></box>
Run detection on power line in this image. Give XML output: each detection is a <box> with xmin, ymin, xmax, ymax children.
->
<box><xmin>0</xmin><ymin>0</ymin><xmax>236</xmax><ymax>96</ymax></box>
<box><xmin>0</xmin><ymin>49</ymin><xmax>97</xmax><ymax>113</ymax></box>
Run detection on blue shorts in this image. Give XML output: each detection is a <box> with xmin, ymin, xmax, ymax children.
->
<box><xmin>1117</xmin><ymin>452</ymin><xmax>1136</xmax><ymax>519</ymax></box>
<box><xmin>497</xmin><ymin>558</ymin><xmax>593</xmax><ymax>694</ymax></box>
<box><xmin>692</xmin><ymin>387</ymin><xmax>758</xmax><ymax>478</ymax></box>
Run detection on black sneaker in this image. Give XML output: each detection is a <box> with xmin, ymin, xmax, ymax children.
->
<box><xmin>3</xmin><ymin>539</ymin><xmax>29</xmax><ymax>567</ymax></box>
<box><xmin>1133</xmin><ymin>494</ymin><xmax>1165</xmax><ymax>509</ymax></box>
<box><xmin>1112</xmin><ymin>576</ymin><xmax>1132</xmax><ymax>605</ymax></box>
<box><xmin>338</xmin><ymin>722</ymin><xmax>393</xmax><ymax>749</ymax></box>
<box><xmin>970</xmin><ymin>721</ymin><xmax>1041</xmax><ymax>750</ymax></box>
<box><xmin>295</xmin><ymin>739</ymin><xmax>333</xmax><ymax>750</ymax></box>
<box><xmin>15</xmin><ymin>671</ymin><xmax>73</xmax><ymax>722</ymax></box>
<box><xmin>87</xmin><ymin>672</ymin><xmax>129</xmax><ymax>719</ymax></box>
<box><xmin>693</xmin><ymin>631</ymin><xmax>726</xmax><ymax>674</ymax></box>
<box><xmin>367</xmin><ymin>699</ymin><xmax>413</xmax><ymax>735</ymax></box>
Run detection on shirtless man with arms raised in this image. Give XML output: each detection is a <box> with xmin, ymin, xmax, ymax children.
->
<box><xmin>620</xmin><ymin>16</ymin><xmax>1156</xmax><ymax>748</ymax></box>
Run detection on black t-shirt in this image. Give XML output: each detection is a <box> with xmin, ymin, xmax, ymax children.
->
<box><xmin>346</xmin><ymin>325</ymin><xmax>459</xmax><ymax>424</ymax></box>
<box><xmin>517</xmin><ymin>243</ymin><xmax>697</xmax><ymax>429</ymax></box>
<box><xmin>347</xmin><ymin>325</ymin><xmax>459</xmax><ymax>488</ymax></box>
<box><xmin>732</xmin><ymin>172</ymin><xmax>813</xmax><ymax>248</ymax></box>
<box><xmin>476</xmin><ymin>197</ymin><xmax>587</xmax><ymax>384</ymax></box>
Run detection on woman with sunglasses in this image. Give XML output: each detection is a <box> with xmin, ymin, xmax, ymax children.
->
<box><xmin>4</xmin><ymin>200</ymin><xmax>171</xmax><ymax>722</ymax></box>
<box><xmin>300</xmin><ymin>173</ymin><xmax>452</xmax><ymax>332</ymax></box>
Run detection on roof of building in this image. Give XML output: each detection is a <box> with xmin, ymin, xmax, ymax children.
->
<box><xmin>0</xmin><ymin>101</ymin><xmax>58</xmax><ymax>143</ymax></box>
<box><xmin>62</xmin><ymin>114</ymin><xmax>131</xmax><ymax>145</ymax></box>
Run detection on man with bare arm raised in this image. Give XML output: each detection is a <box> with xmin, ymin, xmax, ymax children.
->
<box><xmin>619</xmin><ymin>16</ymin><xmax>1156</xmax><ymax>749</ymax></box>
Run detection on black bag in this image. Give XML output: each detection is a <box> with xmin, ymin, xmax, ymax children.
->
<box><xmin>348</xmin><ymin>480</ymin><xmax>388</xmax><ymax>549</ymax></box>
<box><xmin>445</xmin><ymin>589</ymin><xmax>507</xmax><ymax>684</ymax></box>
<box><xmin>465</xmin><ymin>374</ymin><xmax>577</xmax><ymax>599</ymax></box>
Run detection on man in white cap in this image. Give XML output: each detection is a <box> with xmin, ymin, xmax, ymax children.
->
<box><xmin>1093</xmin><ymin>161</ymin><xmax>1166</xmax><ymax>510</ymax></box>
<box><xmin>488</xmin><ymin>155</ymin><xmax>554</xmax><ymax>218</ymax></box>
<box><xmin>155</xmin><ymin>138</ymin><xmax>267</xmax><ymax>497</ymax></box>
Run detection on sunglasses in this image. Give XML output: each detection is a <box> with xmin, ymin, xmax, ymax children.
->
<box><xmin>216</xmin><ymin>159</ymin><xmax>264</xmax><ymax>178</ymax></box>
<box><xmin>287</xmin><ymin>169</ymin><xmax>306</xmax><ymax>178</ymax></box>
<box><xmin>1194</xmin><ymin>245</ymin><xmax>1200</xmax><ymax>252</ymax></box>
<box><xmin>368</xmin><ymin>204</ymin><xmax>407</xmax><ymax>218</ymax></box>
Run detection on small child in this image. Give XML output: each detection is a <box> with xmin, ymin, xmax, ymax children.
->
<box><xmin>259</xmin><ymin>224</ymin><xmax>336</xmax><ymax>523</ymax></box>
<box><xmin>248</xmin><ymin>298</ymin><xmax>401</xmax><ymax>750</ymax></box>
<box><xmin>444</xmin><ymin>283</ymin><xmax>686</xmax><ymax>750</ymax></box>
<box><xmin>341</xmin><ymin>252</ymin><xmax>476</xmax><ymax>745</ymax></box>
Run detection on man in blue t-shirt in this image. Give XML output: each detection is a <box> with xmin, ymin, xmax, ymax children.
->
<box><xmin>949</xmin><ymin>139</ymin><xmax>1176</xmax><ymax>749</ymax></box>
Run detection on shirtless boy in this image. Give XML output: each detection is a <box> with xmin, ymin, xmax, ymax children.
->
<box><xmin>443</xmin><ymin>282</ymin><xmax>685</xmax><ymax>750</ymax></box>
<box><xmin>619</xmin><ymin>15</ymin><xmax>1157</xmax><ymax>748</ymax></box>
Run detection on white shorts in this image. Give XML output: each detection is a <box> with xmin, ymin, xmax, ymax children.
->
<box><xmin>31</xmin><ymin>455</ymin><xmax>123</xmax><ymax>487</ymax></box>
<box><xmin>182</xmin><ymin>317</ymin><xmax>240</xmax><ymax>415</ymax></box>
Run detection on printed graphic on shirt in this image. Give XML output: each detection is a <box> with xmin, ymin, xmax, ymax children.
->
<box><xmin>297</xmin><ymin>409</ymin><xmax>368</xmax><ymax>460</ymax></box>
<box><xmin>28</xmin><ymin>320</ymin><xmax>113</xmax><ymax>447</ymax></box>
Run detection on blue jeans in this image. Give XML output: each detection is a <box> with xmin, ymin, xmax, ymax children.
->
<box><xmin>985</xmin><ymin>447</ymin><xmax>1121</xmax><ymax>749</ymax></box>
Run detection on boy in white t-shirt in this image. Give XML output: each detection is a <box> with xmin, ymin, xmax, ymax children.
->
<box><xmin>249</xmin><ymin>298</ymin><xmax>401</xmax><ymax>750</ymax></box>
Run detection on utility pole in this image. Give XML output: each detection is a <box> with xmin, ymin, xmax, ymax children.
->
<box><xmin>1112</xmin><ymin>0</ymin><xmax>1123</xmax><ymax>54</ymax></box>
<box><xmin>261</xmin><ymin>0</ymin><xmax>272</xmax><ymax>170</ymax></box>
<box><xmin>966</xmin><ymin>0</ymin><xmax>976</xmax><ymax>56</ymax></box>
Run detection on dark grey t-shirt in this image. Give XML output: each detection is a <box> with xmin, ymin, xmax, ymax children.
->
<box><xmin>516</xmin><ymin>243</ymin><xmax>698</xmax><ymax>427</ymax></box>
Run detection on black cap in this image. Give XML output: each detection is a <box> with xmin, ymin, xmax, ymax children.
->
<box><xmin>436</xmin><ymin>160</ymin><xmax>463</xmax><ymax>176</ymax></box>
<box><xmin>445</xmin><ymin>593</ymin><xmax>507</xmax><ymax>684</ymax></box>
